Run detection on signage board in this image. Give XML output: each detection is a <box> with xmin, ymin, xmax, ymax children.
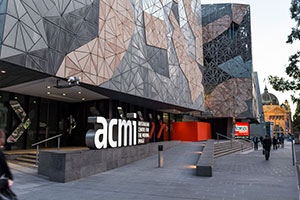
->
<box><xmin>137</xmin><ymin>121</ymin><xmax>150</xmax><ymax>144</ymax></box>
<box><xmin>234</xmin><ymin>122</ymin><xmax>249</xmax><ymax>138</ymax></box>
<box><xmin>7</xmin><ymin>100</ymin><xmax>31</xmax><ymax>143</ymax></box>
<box><xmin>86</xmin><ymin>116</ymin><xmax>150</xmax><ymax>149</ymax></box>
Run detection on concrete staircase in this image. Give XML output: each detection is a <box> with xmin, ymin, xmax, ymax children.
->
<box><xmin>214</xmin><ymin>140</ymin><xmax>253</xmax><ymax>158</ymax></box>
<box><xmin>13</xmin><ymin>153</ymin><xmax>38</xmax><ymax>168</ymax></box>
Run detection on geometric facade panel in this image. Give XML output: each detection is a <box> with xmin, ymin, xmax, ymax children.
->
<box><xmin>0</xmin><ymin>0</ymin><xmax>7</xmax><ymax>56</ymax></box>
<box><xmin>0</xmin><ymin>2</ymin><xmax>256</xmax><ymax>114</ymax></box>
<box><xmin>170</xmin><ymin>10</ymin><xmax>203</xmax><ymax>103</ymax></box>
<box><xmin>202</xmin><ymin>4</ymin><xmax>255</xmax><ymax>118</ymax></box>
<box><xmin>144</xmin><ymin>12</ymin><xmax>167</xmax><ymax>50</ymax></box>
<box><xmin>218</xmin><ymin>56</ymin><xmax>252</xmax><ymax>78</ymax></box>
<box><xmin>145</xmin><ymin>45</ymin><xmax>169</xmax><ymax>77</ymax></box>
<box><xmin>232</xmin><ymin>4</ymin><xmax>249</xmax><ymax>25</ymax></box>
<box><xmin>57</xmin><ymin>0</ymin><xmax>136</xmax><ymax>86</ymax></box>
<box><xmin>206</xmin><ymin>78</ymin><xmax>252</xmax><ymax>117</ymax></box>
<box><xmin>202</xmin><ymin>14</ymin><xmax>232</xmax><ymax>44</ymax></box>
<box><xmin>201</xmin><ymin>4</ymin><xmax>232</xmax><ymax>26</ymax></box>
<box><xmin>0</xmin><ymin>0</ymin><xmax>99</xmax><ymax>74</ymax></box>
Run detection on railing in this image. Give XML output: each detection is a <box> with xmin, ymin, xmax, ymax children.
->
<box><xmin>32</xmin><ymin>134</ymin><xmax>63</xmax><ymax>165</ymax></box>
<box><xmin>235</xmin><ymin>137</ymin><xmax>254</xmax><ymax>149</ymax></box>
<box><xmin>216</xmin><ymin>132</ymin><xmax>234</xmax><ymax>147</ymax></box>
<box><xmin>216</xmin><ymin>132</ymin><xmax>252</xmax><ymax>152</ymax></box>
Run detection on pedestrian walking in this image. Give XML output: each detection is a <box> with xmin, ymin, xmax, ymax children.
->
<box><xmin>277</xmin><ymin>137</ymin><xmax>281</xmax><ymax>149</ymax></box>
<box><xmin>0</xmin><ymin>129</ymin><xmax>17</xmax><ymax>199</ymax></box>
<box><xmin>272</xmin><ymin>136</ymin><xmax>277</xmax><ymax>150</ymax></box>
<box><xmin>263</xmin><ymin>135</ymin><xmax>272</xmax><ymax>160</ymax></box>
<box><xmin>252</xmin><ymin>135</ymin><xmax>259</xmax><ymax>150</ymax></box>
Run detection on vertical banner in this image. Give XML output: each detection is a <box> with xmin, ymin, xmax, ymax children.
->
<box><xmin>7</xmin><ymin>100</ymin><xmax>31</xmax><ymax>143</ymax></box>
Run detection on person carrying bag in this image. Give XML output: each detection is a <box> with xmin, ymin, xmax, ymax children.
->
<box><xmin>0</xmin><ymin>130</ymin><xmax>17</xmax><ymax>200</ymax></box>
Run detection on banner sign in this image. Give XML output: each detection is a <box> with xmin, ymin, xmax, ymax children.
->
<box><xmin>86</xmin><ymin>116</ymin><xmax>150</xmax><ymax>149</ymax></box>
<box><xmin>234</xmin><ymin>122</ymin><xmax>249</xmax><ymax>137</ymax></box>
<box><xmin>7</xmin><ymin>100</ymin><xmax>31</xmax><ymax>143</ymax></box>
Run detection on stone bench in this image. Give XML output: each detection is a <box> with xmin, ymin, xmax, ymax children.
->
<box><xmin>196</xmin><ymin>139</ymin><xmax>214</xmax><ymax>177</ymax></box>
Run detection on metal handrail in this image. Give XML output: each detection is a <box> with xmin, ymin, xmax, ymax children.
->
<box><xmin>216</xmin><ymin>132</ymin><xmax>232</xmax><ymax>141</ymax></box>
<box><xmin>236</xmin><ymin>137</ymin><xmax>254</xmax><ymax>149</ymax></box>
<box><xmin>216</xmin><ymin>132</ymin><xmax>234</xmax><ymax>147</ymax></box>
<box><xmin>32</xmin><ymin>134</ymin><xmax>62</xmax><ymax>147</ymax></box>
<box><xmin>32</xmin><ymin>134</ymin><xmax>63</xmax><ymax>165</ymax></box>
<box><xmin>216</xmin><ymin>132</ymin><xmax>250</xmax><ymax>151</ymax></box>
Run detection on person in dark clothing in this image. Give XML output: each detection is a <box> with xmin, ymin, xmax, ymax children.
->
<box><xmin>252</xmin><ymin>135</ymin><xmax>259</xmax><ymax>150</ymax></box>
<box><xmin>0</xmin><ymin>129</ymin><xmax>13</xmax><ymax>189</ymax></box>
<box><xmin>263</xmin><ymin>135</ymin><xmax>272</xmax><ymax>160</ymax></box>
<box><xmin>272</xmin><ymin>136</ymin><xmax>277</xmax><ymax>150</ymax></box>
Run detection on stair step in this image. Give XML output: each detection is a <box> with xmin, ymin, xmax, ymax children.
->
<box><xmin>214</xmin><ymin>146</ymin><xmax>250</xmax><ymax>151</ymax></box>
<box><xmin>214</xmin><ymin>147</ymin><xmax>242</xmax><ymax>153</ymax></box>
<box><xmin>16</xmin><ymin>157</ymin><xmax>37</xmax><ymax>164</ymax></box>
<box><xmin>21</xmin><ymin>155</ymin><xmax>36</xmax><ymax>160</ymax></box>
<box><xmin>27</xmin><ymin>153</ymin><xmax>37</xmax><ymax>156</ymax></box>
<box><xmin>214</xmin><ymin>145</ymin><xmax>243</xmax><ymax>150</ymax></box>
<box><xmin>12</xmin><ymin>161</ymin><xmax>38</xmax><ymax>168</ymax></box>
<box><xmin>213</xmin><ymin>140</ymin><xmax>252</xmax><ymax>158</ymax></box>
<box><xmin>214</xmin><ymin>147</ymin><xmax>253</xmax><ymax>158</ymax></box>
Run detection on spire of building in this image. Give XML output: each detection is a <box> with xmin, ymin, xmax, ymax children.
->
<box><xmin>264</xmin><ymin>85</ymin><xmax>268</xmax><ymax>93</ymax></box>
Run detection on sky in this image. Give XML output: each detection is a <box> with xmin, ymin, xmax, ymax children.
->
<box><xmin>201</xmin><ymin>0</ymin><xmax>299</xmax><ymax>115</ymax></box>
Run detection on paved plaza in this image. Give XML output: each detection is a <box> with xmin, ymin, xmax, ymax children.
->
<box><xmin>9</xmin><ymin>141</ymin><xmax>298</xmax><ymax>200</ymax></box>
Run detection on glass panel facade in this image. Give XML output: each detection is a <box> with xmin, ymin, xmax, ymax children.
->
<box><xmin>0</xmin><ymin>91</ymin><xmax>173</xmax><ymax>150</ymax></box>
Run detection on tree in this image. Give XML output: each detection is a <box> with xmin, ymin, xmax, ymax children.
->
<box><xmin>268</xmin><ymin>0</ymin><xmax>300</xmax><ymax>104</ymax></box>
<box><xmin>293</xmin><ymin>101</ymin><xmax>300</xmax><ymax>135</ymax></box>
<box><xmin>268</xmin><ymin>0</ymin><xmax>300</xmax><ymax>136</ymax></box>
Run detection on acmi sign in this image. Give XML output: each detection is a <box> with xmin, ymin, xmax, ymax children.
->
<box><xmin>86</xmin><ymin>116</ymin><xmax>137</xmax><ymax>149</ymax></box>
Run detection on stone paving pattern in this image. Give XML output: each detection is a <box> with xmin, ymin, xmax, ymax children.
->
<box><xmin>9</xmin><ymin>141</ymin><xmax>298</xmax><ymax>200</ymax></box>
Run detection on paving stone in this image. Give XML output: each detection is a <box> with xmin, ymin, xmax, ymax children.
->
<box><xmin>8</xmin><ymin>141</ymin><xmax>298</xmax><ymax>200</ymax></box>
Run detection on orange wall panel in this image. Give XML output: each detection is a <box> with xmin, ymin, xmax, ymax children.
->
<box><xmin>172</xmin><ymin>122</ymin><xmax>211</xmax><ymax>142</ymax></box>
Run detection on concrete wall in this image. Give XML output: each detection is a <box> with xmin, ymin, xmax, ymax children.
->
<box><xmin>38</xmin><ymin>141</ymin><xmax>180</xmax><ymax>183</ymax></box>
<box><xmin>250</xmin><ymin>123</ymin><xmax>266</xmax><ymax>138</ymax></box>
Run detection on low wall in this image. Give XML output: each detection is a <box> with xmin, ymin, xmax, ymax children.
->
<box><xmin>38</xmin><ymin>141</ymin><xmax>180</xmax><ymax>183</ymax></box>
<box><xmin>196</xmin><ymin>139</ymin><xmax>214</xmax><ymax>177</ymax></box>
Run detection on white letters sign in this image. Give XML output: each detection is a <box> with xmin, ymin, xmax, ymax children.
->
<box><xmin>86</xmin><ymin>116</ymin><xmax>150</xmax><ymax>150</ymax></box>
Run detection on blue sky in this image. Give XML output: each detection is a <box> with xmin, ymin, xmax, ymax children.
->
<box><xmin>201</xmin><ymin>0</ymin><xmax>299</xmax><ymax>114</ymax></box>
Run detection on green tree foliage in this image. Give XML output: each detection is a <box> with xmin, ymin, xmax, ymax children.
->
<box><xmin>293</xmin><ymin>101</ymin><xmax>300</xmax><ymax>136</ymax></box>
<box><xmin>268</xmin><ymin>0</ymin><xmax>300</xmax><ymax>103</ymax></box>
<box><xmin>268</xmin><ymin>0</ymin><xmax>300</xmax><ymax>135</ymax></box>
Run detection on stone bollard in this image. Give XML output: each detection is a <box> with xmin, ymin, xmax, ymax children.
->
<box><xmin>158</xmin><ymin>145</ymin><xmax>163</xmax><ymax>168</ymax></box>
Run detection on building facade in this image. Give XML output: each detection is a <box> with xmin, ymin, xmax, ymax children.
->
<box><xmin>0</xmin><ymin>1</ymin><xmax>259</xmax><ymax>150</ymax></box>
<box><xmin>262</xmin><ymin>87</ymin><xmax>292</xmax><ymax>136</ymax></box>
<box><xmin>201</xmin><ymin>4</ymin><xmax>259</xmax><ymax>137</ymax></box>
